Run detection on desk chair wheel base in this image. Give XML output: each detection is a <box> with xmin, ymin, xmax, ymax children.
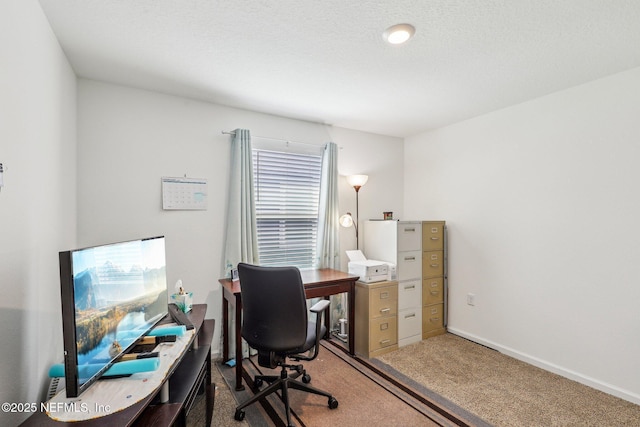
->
<box><xmin>234</xmin><ymin>397</ymin><xmax>339</xmax><ymax>423</ymax></box>
<box><xmin>328</xmin><ymin>396</ymin><xmax>339</xmax><ymax>409</ymax></box>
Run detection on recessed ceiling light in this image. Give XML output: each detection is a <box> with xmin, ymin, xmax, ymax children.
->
<box><xmin>383</xmin><ymin>23</ymin><xmax>415</xmax><ymax>45</ymax></box>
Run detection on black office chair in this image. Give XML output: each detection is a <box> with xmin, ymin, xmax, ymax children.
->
<box><xmin>234</xmin><ymin>263</ymin><xmax>339</xmax><ymax>426</ymax></box>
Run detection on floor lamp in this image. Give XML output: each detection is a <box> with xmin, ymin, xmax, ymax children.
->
<box><xmin>340</xmin><ymin>174</ymin><xmax>368</xmax><ymax>249</ymax></box>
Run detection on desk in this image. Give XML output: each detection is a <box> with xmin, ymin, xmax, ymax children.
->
<box><xmin>19</xmin><ymin>305</ymin><xmax>214</xmax><ymax>427</ymax></box>
<box><xmin>219</xmin><ymin>268</ymin><xmax>359</xmax><ymax>390</ymax></box>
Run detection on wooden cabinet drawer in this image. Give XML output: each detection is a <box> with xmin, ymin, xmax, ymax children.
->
<box><xmin>422</xmin><ymin>222</ymin><xmax>445</xmax><ymax>251</ymax></box>
<box><xmin>422</xmin><ymin>304</ymin><xmax>444</xmax><ymax>333</ymax></box>
<box><xmin>398</xmin><ymin>250</ymin><xmax>422</xmax><ymax>280</ymax></box>
<box><xmin>422</xmin><ymin>277</ymin><xmax>444</xmax><ymax>306</ymax></box>
<box><xmin>422</xmin><ymin>250</ymin><xmax>443</xmax><ymax>278</ymax></box>
<box><xmin>397</xmin><ymin>222</ymin><xmax>422</xmax><ymax>251</ymax></box>
<box><xmin>370</xmin><ymin>285</ymin><xmax>397</xmax><ymax>319</ymax></box>
<box><xmin>398</xmin><ymin>279</ymin><xmax>421</xmax><ymax>311</ymax></box>
<box><xmin>369</xmin><ymin>316</ymin><xmax>397</xmax><ymax>351</ymax></box>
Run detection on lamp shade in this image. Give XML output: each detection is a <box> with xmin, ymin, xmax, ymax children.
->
<box><xmin>339</xmin><ymin>213</ymin><xmax>354</xmax><ymax>228</ymax></box>
<box><xmin>346</xmin><ymin>175</ymin><xmax>369</xmax><ymax>188</ymax></box>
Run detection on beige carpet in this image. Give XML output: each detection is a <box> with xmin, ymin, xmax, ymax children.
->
<box><xmin>189</xmin><ymin>333</ymin><xmax>640</xmax><ymax>426</ymax></box>
<box><xmin>374</xmin><ymin>333</ymin><xmax>640</xmax><ymax>427</ymax></box>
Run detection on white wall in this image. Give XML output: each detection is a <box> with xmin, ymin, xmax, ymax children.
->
<box><xmin>404</xmin><ymin>67</ymin><xmax>640</xmax><ymax>404</ymax></box>
<box><xmin>77</xmin><ymin>79</ymin><xmax>404</xmax><ymax>357</ymax></box>
<box><xmin>0</xmin><ymin>1</ymin><xmax>77</xmax><ymax>425</ymax></box>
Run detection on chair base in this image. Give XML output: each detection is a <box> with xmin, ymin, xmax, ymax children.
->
<box><xmin>234</xmin><ymin>364</ymin><xmax>338</xmax><ymax>426</ymax></box>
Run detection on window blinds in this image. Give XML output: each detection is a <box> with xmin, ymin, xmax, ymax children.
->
<box><xmin>252</xmin><ymin>148</ymin><xmax>322</xmax><ymax>268</ymax></box>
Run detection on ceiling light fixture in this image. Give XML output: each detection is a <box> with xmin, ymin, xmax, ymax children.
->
<box><xmin>383</xmin><ymin>23</ymin><xmax>416</xmax><ymax>45</ymax></box>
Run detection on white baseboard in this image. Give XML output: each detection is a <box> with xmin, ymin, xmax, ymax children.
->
<box><xmin>447</xmin><ymin>327</ymin><xmax>640</xmax><ymax>405</ymax></box>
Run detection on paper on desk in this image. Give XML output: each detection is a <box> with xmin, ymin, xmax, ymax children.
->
<box><xmin>346</xmin><ymin>250</ymin><xmax>367</xmax><ymax>261</ymax></box>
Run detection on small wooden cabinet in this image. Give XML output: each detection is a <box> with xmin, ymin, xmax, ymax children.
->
<box><xmin>422</xmin><ymin>221</ymin><xmax>447</xmax><ymax>339</ymax></box>
<box><xmin>354</xmin><ymin>280</ymin><xmax>398</xmax><ymax>358</ymax></box>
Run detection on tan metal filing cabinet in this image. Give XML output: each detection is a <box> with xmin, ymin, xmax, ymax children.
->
<box><xmin>354</xmin><ymin>280</ymin><xmax>398</xmax><ymax>358</ymax></box>
<box><xmin>422</xmin><ymin>221</ymin><xmax>447</xmax><ymax>339</ymax></box>
<box><xmin>364</xmin><ymin>221</ymin><xmax>423</xmax><ymax>347</ymax></box>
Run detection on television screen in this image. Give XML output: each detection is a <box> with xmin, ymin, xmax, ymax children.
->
<box><xmin>59</xmin><ymin>236</ymin><xmax>168</xmax><ymax>397</ymax></box>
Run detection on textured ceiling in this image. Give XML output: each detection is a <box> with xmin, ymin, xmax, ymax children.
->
<box><xmin>38</xmin><ymin>0</ymin><xmax>640</xmax><ymax>137</ymax></box>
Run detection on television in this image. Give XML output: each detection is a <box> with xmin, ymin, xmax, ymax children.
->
<box><xmin>59</xmin><ymin>236</ymin><xmax>168</xmax><ymax>397</ymax></box>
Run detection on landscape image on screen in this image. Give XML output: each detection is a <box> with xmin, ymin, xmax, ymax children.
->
<box><xmin>71</xmin><ymin>238</ymin><xmax>167</xmax><ymax>385</ymax></box>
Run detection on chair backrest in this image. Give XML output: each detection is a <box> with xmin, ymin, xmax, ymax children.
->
<box><xmin>238</xmin><ymin>263</ymin><xmax>308</xmax><ymax>352</ymax></box>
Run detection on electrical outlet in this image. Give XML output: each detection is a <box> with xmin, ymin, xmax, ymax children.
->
<box><xmin>467</xmin><ymin>293</ymin><xmax>476</xmax><ymax>306</ymax></box>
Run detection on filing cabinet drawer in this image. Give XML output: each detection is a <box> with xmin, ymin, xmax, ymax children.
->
<box><xmin>370</xmin><ymin>285</ymin><xmax>398</xmax><ymax>318</ymax></box>
<box><xmin>422</xmin><ymin>221</ymin><xmax>445</xmax><ymax>251</ymax></box>
<box><xmin>397</xmin><ymin>222</ymin><xmax>422</xmax><ymax>251</ymax></box>
<box><xmin>423</xmin><ymin>277</ymin><xmax>444</xmax><ymax>306</ymax></box>
<box><xmin>398</xmin><ymin>250</ymin><xmax>422</xmax><ymax>280</ymax></box>
<box><xmin>422</xmin><ymin>250</ymin><xmax>443</xmax><ymax>278</ymax></box>
<box><xmin>369</xmin><ymin>316</ymin><xmax>397</xmax><ymax>351</ymax></box>
<box><xmin>398</xmin><ymin>309</ymin><xmax>422</xmax><ymax>339</ymax></box>
<box><xmin>422</xmin><ymin>304</ymin><xmax>444</xmax><ymax>333</ymax></box>
<box><xmin>398</xmin><ymin>279</ymin><xmax>421</xmax><ymax>311</ymax></box>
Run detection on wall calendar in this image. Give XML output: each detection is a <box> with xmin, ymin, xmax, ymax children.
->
<box><xmin>161</xmin><ymin>177</ymin><xmax>208</xmax><ymax>210</ymax></box>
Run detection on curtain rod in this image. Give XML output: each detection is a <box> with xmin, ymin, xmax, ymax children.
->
<box><xmin>221</xmin><ymin>130</ymin><xmax>328</xmax><ymax>148</ymax></box>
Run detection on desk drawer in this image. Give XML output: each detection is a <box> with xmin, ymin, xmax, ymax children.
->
<box><xmin>369</xmin><ymin>316</ymin><xmax>397</xmax><ymax>351</ymax></box>
<box><xmin>422</xmin><ymin>250</ymin><xmax>443</xmax><ymax>278</ymax></box>
<box><xmin>423</xmin><ymin>304</ymin><xmax>444</xmax><ymax>333</ymax></box>
<box><xmin>423</xmin><ymin>277</ymin><xmax>444</xmax><ymax>306</ymax></box>
<box><xmin>370</xmin><ymin>285</ymin><xmax>398</xmax><ymax>319</ymax></box>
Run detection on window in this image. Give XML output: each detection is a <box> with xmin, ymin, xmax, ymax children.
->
<box><xmin>252</xmin><ymin>147</ymin><xmax>322</xmax><ymax>268</ymax></box>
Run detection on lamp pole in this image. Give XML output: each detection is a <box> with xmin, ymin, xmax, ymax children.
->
<box><xmin>354</xmin><ymin>185</ymin><xmax>362</xmax><ymax>249</ymax></box>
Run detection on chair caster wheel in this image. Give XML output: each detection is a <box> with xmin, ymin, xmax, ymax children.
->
<box><xmin>302</xmin><ymin>373</ymin><xmax>311</xmax><ymax>383</ymax></box>
<box><xmin>328</xmin><ymin>396</ymin><xmax>339</xmax><ymax>409</ymax></box>
<box><xmin>254</xmin><ymin>378</ymin><xmax>263</xmax><ymax>388</ymax></box>
<box><xmin>234</xmin><ymin>409</ymin><xmax>246</xmax><ymax>421</ymax></box>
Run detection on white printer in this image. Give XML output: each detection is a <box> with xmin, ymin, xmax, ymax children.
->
<box><xmin>346</xmin><ymin>250</ymin><xmax>390</xmax><ymax>283</ymax></box>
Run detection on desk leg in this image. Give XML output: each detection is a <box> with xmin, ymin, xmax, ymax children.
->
<box><xmin>223</xmin><ymin>295</ymin><xmax>229</xmax><ymax>363</ymax></box>
<box><xmin>234</xmin><ymin>295</ymin><xmax>245</xmax><ymax>391</ymax></box>
<box><xmin>348</xmin><ymin>281</ymin><xmax>355</xmax><ymax>355</ymax></box>
<box><xmin>323</xmin><ymin>296</ymin><xmax>331</xmax><ymax>340</ymax></box>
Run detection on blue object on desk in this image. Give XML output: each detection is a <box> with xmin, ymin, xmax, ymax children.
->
<box><xmin>49</xmin><ymin>358</ymin><xmax>160</xmax><ymax>378</ymax></box>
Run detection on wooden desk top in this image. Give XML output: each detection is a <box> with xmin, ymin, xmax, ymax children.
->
<box><xmin>218</xmin><ymin>268</ymin><xmax>359</xmax><ymax>295</ymax></box>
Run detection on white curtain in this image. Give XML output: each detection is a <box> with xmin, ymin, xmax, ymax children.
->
<box><xmin>316</xmin><ymin>142</ymin><xmax>340</xmax><ymax>269</ymax></box>
<box><xmin>315</xmin><ymin>142</ymin><xmax>346</xmax><ymax>334</ymax></box>
<box><xmin>223</xmin><ymin>128</ymin><xmax>259</xmax><ymax>360</ymax></box>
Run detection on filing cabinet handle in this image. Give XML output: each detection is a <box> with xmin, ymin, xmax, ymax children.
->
<box><xmin>404</xmin><ymin>227</ymin><xmax>416</xmax><ymax>232</ymax></box>
<box><xmin>404</xmin><ymin>285</ymin><xmax>416</xmax><ymax>290</ymax></box>
<box><xmin>430</xmin><ymin>237</ymin><xmax>440</xmax><ymax>240</ymax></box>
<box><xmin>380</xmin><ymin>308</ymin><xmax>391</xmax><ymax>314</ymax></box>
<box><xmin>404</xmin><ymin>256</ymin><xmax>416</xmax><ymax>261</ymax></box>
<box><xmin>380</xmin><ymin>339</ymin><xmax>391</xmax><ymax>345</ymax></box>
<box><xmin>430</xmin><ymin>317</ymin><xmax>441</xmax><ymax>323</ymax></box>
<box><xmin>431</xmin><ymin>264</ymin><xmax>439</xmax><ymax>268</ymax></box>
<box><xmin>404</xmin><ymin>313</ymin><xmax>416</xmax><ymax>319</ymax></box>
<box><xmin>430</xmin><ymin>290</ymin><xmax>439</xmax><ymax>295</ymax></box>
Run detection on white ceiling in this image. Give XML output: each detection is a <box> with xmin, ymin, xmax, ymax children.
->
<box><xmin>38</xmin><ymin>0</ymin><xmax>640</xmax><ymax>138</ymax></box>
